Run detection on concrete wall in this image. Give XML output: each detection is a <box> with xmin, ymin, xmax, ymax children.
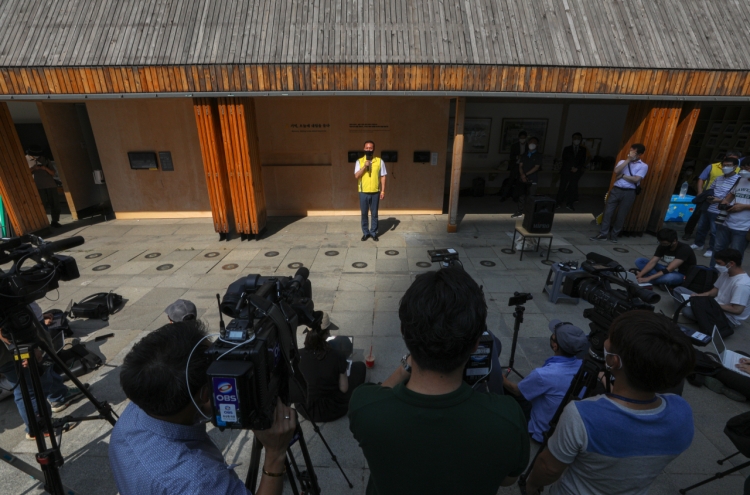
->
<box><xmin>255</xmin><ymin>96</ymin><xmax>450</xmax><ymax>215</ymax></box>
<box><xmin>85</xmin><ymin>98</ymin><xmax>211</xmax><ymax>216</ymax></box>
<box><xmin>37</xmin><ymin>103</ymin><xmax>109</xmax><ymax>217</ymax></box>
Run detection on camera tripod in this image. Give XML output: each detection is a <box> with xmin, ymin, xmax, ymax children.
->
<box><xmin>244</xmin><ymin>403</ymin><xmax>353</xmax><ymax>494</ymax></box>
<box><xmin>517</xmin><ymin>320</ymin><xmax>610</xmax><ymax>492</ymax></box>
<box><xmin>505</xmin><ymin>292</ymin><xmax>533</xmax><ymax>380</ymax></box>
<box><xmin>4</xmin><ymin>307</ymin><xmax>118</xmax><ymax>495</ymax></box>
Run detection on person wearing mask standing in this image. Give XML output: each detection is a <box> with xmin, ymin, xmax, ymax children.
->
<box><xmin>591</xmin><ymin>143</ymin><xmax>648</xmax><ymax>243</ymax></box>
<box><xmin>26</xmin><ymin>147</ymin><xmax>61</xmax><ymax>228</ymax></box>
<box><xmin>354</xmin><ymin>140</ymin><xmax>387</xmax><ymax>242</ymax></box>
<box><xmin>511</xmin><ymin>136</ymin><xmax>543</xmax><ymax>219</ymax></box>
<box><xmin>691</xmin><ymin>157</ymin><xmax>741</xmax><ymax>258</ymax></box>
<box><xmin>711</xmin><ymin>160</ymin><xmax>750</xmax><ymax>266</ymax></box>
<box><xmin>556</xmin><ymin>133</ymin><xmax>588</xmax><ymax>211</ymax></box>
<box><xmin>508</xmin><ymin>130</ymin><xmax>528</xmax><ymax>175</ymax></box>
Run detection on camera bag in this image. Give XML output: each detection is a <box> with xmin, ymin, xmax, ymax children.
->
<box><xmin>682</xmin><ymin>265</ymin><xmax>719</xmax><ymax>294</ymax></box>
<box><xmin>54</xmin><ymin>343</ymin><xmax>103</xmax><ymax>378</ymax></box>
<box><xmin>69</xmin><ymin>292</ymin><xmax>123</xmax><ymax>321</ymax></box>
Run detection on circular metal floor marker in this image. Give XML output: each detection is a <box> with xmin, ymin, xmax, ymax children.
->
<box><xmin>479</xmin><ymin>260</ymin><xmax>496</xmax><ymax>267</ymax></box>
<box><xmin>222</xmin><ymin>263</ymin><xmax>239</xmax><ymax>270</ymax></box>
<box><xmin>416</xmin><ymin>261</ymin><xmax>432</xmax><ymax>268</ymax></box>
<box><xmin>145</xmin><ymin>252</ymin><xmax>161</xmax><ymax>259</ymax></box>
<box><xmin>558</xmin><ymin>248</ymin><xmax>574</xmax><ymax>254</ymax></box>
<box><xmin>385</xmin><ymin>250</ymin><xmax>399</xmax><ymax>256</ymax></box>
<box><xmin>500</xmin><ymin>248</ymin><xmax>516</xmax><ymax>255</ymax></box>
<box><xmin>352</xmin><ymin>262</ymin><xmax>368</xmax><ymax>269</ymax></box>
<box><xmin>541</xmin><ymin>260</ymin><xmax>556</xmax><ymax>266</ymax></box>
<box><xmin>156</xmin><ymin>264</ymin><xmax>174</xmax><ymax>271</ymax></box>
<box><xmin>613</xmin><ymin>247</ymin><xmax>629</xmax><ymax>253</ymax></box>
<box><xmin>288</xmin><ymin>262</ymin><xmax>304</xmax><ymax>269</ymax></box>
<box><xmin>325</xmin><ymin>251</ymin><xmax>339</xmax><ymax>256</ymax></box>
<box><xmin>92</xmin><ymin>264</ymin><xmax>110</xmax><ymax>272</ymax></box>
<box><xmin>85</xmin><ymin>253</ymin><xmax>102</xmax><ymax>259</ymax></box>
<box><xmin>265</xmin><ymin>251</ymin><xmax>279</xmax><ymax>257</ymax></box>
<box><xmin>204</xmin><ymin>252</ymin><xmax>220</xmax><ymax>258</ymax></box>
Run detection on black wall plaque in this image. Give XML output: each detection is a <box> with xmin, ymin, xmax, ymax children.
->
<box><xmin>413</xmin><ymin>151</ymin><xmax>431</xmax><ymax>163</ymax></box>
<box><xmin>159</xmin><ymin>151</ymin><xmax>174</xmax><ymax>171</ymax></box>
<box><xmin>128</xmin><ymin>151</ymin><xmax>158</xmax><ymax>170</ymax></box>
<box><xmin>381</xmin><ymin>151</ymin><xmax>398</xmax><ymax>162</ymax></box>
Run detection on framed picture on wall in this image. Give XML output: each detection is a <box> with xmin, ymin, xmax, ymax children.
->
<box><xmin>463</xmin><ymin>118</ymin><xmax>492</xmax><ymax>153</ymax></box>
<box><xmin>499</xmin><ymin>118</ymin><xmax>549</xmax><ymax>153</ymax></box>
<box><xmin>582</xmin><ymin>138</ymin><xmax>602</xmax><ymax>157</ymax></box>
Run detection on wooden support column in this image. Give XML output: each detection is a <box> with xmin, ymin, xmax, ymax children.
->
<box><xmin>194</xmin><ymin>98</ymin><xmax>233</xmax><ymax>234</ymax></box>
<box><xmin>647</xmin><ymin>103</ymin><xmax>701</xmax><ymax>233</ymax></box>
<box><xmin>0</xmin><ymin>102</ymin><xmax>48</xmax><ymax>234</ymax></box>
<box><xmin>611</xmin><ymin>101</ymin><xmax>684</xmax><ymax>235</ymax></box>
<box><xmin>217</xmin><ymin>97</ymin><xmax>267</xmax><ymax>236</ymax></box>
<box><xmin>447</xmin><ymin>97</ymin><xmax>465</xmax><ymax>233</ymax></box>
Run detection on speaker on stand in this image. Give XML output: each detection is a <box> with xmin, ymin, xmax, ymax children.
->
<box><xmin>522</xmin><ymin>196</ymin><xmax>556</xmax><ymax>233</ymax></box>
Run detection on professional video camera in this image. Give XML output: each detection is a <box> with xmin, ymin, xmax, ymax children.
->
<box><xmin>208</xmin><ymin>267</ymin><xmax>315</xmax><ymax>431</ymax></box>
<box><xmin>561</xmin><ymin>252</ymin><xmax>660</xmax><ymax>359</ymax></box>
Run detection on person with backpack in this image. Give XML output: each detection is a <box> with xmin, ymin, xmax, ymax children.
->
<box><xmin>711</xmin><ymin>159</ymin><xmax>750</xmax><ymax>267</ymax></box>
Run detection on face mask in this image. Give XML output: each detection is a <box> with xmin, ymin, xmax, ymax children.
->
<box><xmin>573</xmin><ymin>140</ymin><xmax>581</xmax><ymax>145</ymax></box>
<box><xmin>528</xmin><ymin>144</ymin><xmax>537</xmax><ymax>151</ymax></box>
<box><xmin>740</xmin><ymin>170</ymin><xmax>750</xmax><ymax>179</ymax></box>
<box><xmin>716</xmin><ymin>265</ymin><xmax>729</xmax><ymax>273</ymax></box>
<box><xmin>723</xmin><ymin>166</ymin><xmax>736</xmax><ymax>175</ymax></box>
<box><xmin>519</xmin><ymin>138</ymin><xmax>526</xmax><ymax>143</ymax></box>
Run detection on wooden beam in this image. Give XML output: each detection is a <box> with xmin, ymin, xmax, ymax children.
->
<box><xmin>647</xmin><ymin>103</ymin><xmax>702</xmax><ymax>233</ymax></box>
<box><xmin>0</xmin><ymin>102</ymin><xmax>48</xmax><ymax>234</ymax></box>
<box><xmin>447</xmin><ymin>97</ymin><xmax>465</xmax><ymax>233</ymax></box>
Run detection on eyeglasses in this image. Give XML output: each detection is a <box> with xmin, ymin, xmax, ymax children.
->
<box><xmin>603</xmin><ymin>346</ymin><xmax>623</xmax><ymax>370</ymax></box>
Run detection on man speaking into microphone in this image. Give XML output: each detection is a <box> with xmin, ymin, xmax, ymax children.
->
<box><xmin>354</xmin><ymin>140</ymin><xmax>387</xmax><ymax>242</ymax></box>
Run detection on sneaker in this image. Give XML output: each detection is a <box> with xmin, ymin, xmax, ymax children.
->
<box><xmin>590</xmin><ymin>234</ymin><xmax>607</xmax><ymax>241</ymax></box>
<box><xmin>566</xmin><ymin>205</ymin><xmax>575</xmax><ymax>211</ymax></box>
<box><xmin>654</xmin><ymin>283</ymin><xmax>669</xmax><ymax>292</ymax></box>
<box><xmin>703</xmin><ymin>250</ymin><xmax>713</xmax><ymax>258</ymax></box>
<box><xmin>609</xmin><ymin>237</ymin><xmax>618</xmax><ymax>243</ymax></box>
<box><xmin>510</xmin><ymin>213</ymin><xmax>523</xmax><ymax>219</ymax></box>
<box><xmin>704</xmin><ymin>376</ymin><xmax>746</xmax><ymax>401</ymax></box>
<box><xmin>689</xmin><ymin>244</ymin><xmax>703</xmax><ymax>250</ymax></box>
<box><xmin>26</xmin><ymin>421</ymin><xmax>78</xmax><ymax>440</ymax></box>
<box><xmin>50</xmin><ymin>384</ymin><xmax>89</xmax><ymax>413</ymax></box>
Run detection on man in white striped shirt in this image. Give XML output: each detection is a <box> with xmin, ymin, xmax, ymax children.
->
<box><xmin>691</xmin><ymin>157</ymin><xmax>741</xmax><ymax>258</ymax></box>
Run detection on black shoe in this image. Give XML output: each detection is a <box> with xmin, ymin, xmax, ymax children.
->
<box><xmin>372</xmin><ymin>235</ymin><xmax>379</xmax><ymax>242</ymax></box>
<box><xmin>510</xmin><ymin>212</ymin><xmax>523</xmax><ymax>219</ymax></box>
<box><xmin>566</xmin><ymin>205</ymin><xmax>575</xmax><ymax>211</ymax></box>
<box><xmin>361</xmin><ymin>235</ymin><xmax>369</xmax><ymax>242</ymax></box>
<box><xmin>51</xmin><ymin>221</ymin><xmax>62</xmax><ymax>228</ymax></box>
<box><xmin>609</xmin><ymin>237</ymin><xmax>618</xmax><ymax>243</ymax></box>
<box><xmin>590</xmin><ymin>234</ymin><xmax>607</xmax><ymax>241</ymax></box>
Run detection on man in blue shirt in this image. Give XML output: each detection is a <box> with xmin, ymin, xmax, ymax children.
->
<box><xmin>109</xmin><ymin>321</ymin><xmax>296</xmax><ymax>495</ymax></box>
<box><xmin>591</xmin><ymin>143</ymin><xmax>648</xmax><ymax>243</ymax></box>
<box><xmin>503</xmin><ymin>320</ymin><xmax>588</xmax><ymax>443</ymax></box>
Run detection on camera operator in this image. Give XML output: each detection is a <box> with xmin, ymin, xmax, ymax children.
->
<box><xmin>524</xmin><ymin>311</ymin><xmax>695</xmax><ymax>495</ymax></box>
<box><xmin>295</xmin><ymin>312</ymin><xmax>366</xmax><ymax>422</ymax></box>
<box><xmin>110</xmin><ymin>321</ymin><xmax>296</xmax><ymax>495</ymax></box>
<box><xmin>502</xmin><ymin>321</ymin><xmax>589</xmax><ymax>443</ymax></box>
<box><xmin>634</xmin><ymin>228</ymin><xmax>696</xmax><ymax>290</ymax></box>
<box><xmin>0</xmin><ymin>302</ymin><xmax>84</xmax><ymax>439</ymax></box>
<box><xmin>348</xmin><ymin>268</ymin><xmax>530</xmax><ymax>494</ymax></box>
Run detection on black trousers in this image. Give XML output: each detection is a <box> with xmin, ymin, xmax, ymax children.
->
<box><xmin>38</xmin><ymin>187</ymin><xmax>60</xmax><ymax>222</ymax></box>
<box><xmin>690</xmin><ymin>296</ymin><xmax>735</xmax><ymax>339</ymax></box>
<box><xmin>556</xmin><ymin>172</ymin><xmax>582</xmax><ymax>207</ymax></box>
<box><xmin>683</xmin><ymin>204</ymin><xmax>703</xmax><ymax>237</ymax></box>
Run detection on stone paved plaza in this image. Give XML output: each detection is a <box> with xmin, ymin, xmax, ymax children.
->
<box><xmin>1</xmin><ymin>213</ymin><xmax>748</xmax><ymax>494</ymax></box>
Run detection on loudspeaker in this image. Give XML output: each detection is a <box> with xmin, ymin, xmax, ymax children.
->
<box><xmin>522</xmin><ymin>196</ymin><xmax>556</xmax><ymax>233</ymax></box>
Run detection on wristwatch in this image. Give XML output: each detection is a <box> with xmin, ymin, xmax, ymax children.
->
<box><xmin>401</xmin><ymin>353</ymin><xmax>412</xmax><ymax>373</ymax></box>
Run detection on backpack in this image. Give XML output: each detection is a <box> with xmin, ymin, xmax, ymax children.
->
<box><xmin>687</xmin><ymin>349</ymin><xmax>750</xmax><ymax>399</ymax></box>
<box><xmin>682</xmin><ymin>265</ymin><xmax>718</xmax><ymax>294</ymax></box>
<box><xmin>69</xmin><ymin>292</ymin><xmax>123</xmax><ymax>321</ymax></box>
<box><xmin>55</xmin><ymin>343</ymin><xmax>103</xmax><ymax>379</ymax></box>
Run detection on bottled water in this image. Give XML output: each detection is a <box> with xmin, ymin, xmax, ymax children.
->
<box><xmin>679</xmin><ymin>181</ymin><xmax>689</xmax><ymax>198</ymax></box>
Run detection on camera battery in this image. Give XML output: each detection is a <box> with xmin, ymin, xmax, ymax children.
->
<box><xmin>207</xmin><ymin>360</ymin><xmax>254</xmax><ymax>429</ymax></box>
<box><xmin>463</xmin><ymin>331</ymin><xmax>494</xmax><ymax>385</ymax></box>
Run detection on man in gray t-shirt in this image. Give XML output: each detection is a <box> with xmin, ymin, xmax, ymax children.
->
<box><xmin>27</xmin><ymin>148</ymin><xmax>61</xmax><ymax>227</ymax></box>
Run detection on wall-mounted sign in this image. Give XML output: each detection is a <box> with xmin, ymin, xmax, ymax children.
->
<box><xmin>381</xmin><ymin>151</ymin><xmax>398</xmax><ymax>162</ymax></box>
<box><xmin>414</xmin><ymin>151</ymin><xmax>431</xmax><ymax>163</ymax></box>
<box><xmin>159</xmin><ymin>151</ymin><xmax>174</xmax><ymax>171</ymax></box>
<box><xmin>347</xmin><ymin>151</ymin><xmax>361</xmax><ymax>163</ymax></box>
<box><xmin>431</xmin><ymin>152</ymin><xmax>438</xmax><ymax>166</ymax></box>
<box><xmin>287</xmin><ymin>123</ymin><xmax>330</xmax><ymax>133</ymax></box>
<box><xmin>349</xmin><ymin>122</ymin><xmax>390</xmax><ymax>132</ymax></box>
<box><xmin>128</xmin><ymin>152</ymin><xmax>158</xmax><ymax>170</ymax></box>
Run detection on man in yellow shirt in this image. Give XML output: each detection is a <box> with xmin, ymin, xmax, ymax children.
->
<box><xmin>354</xmin><ymin>140</ymin><xmax>387</xmax><ymax>242</ymax></box>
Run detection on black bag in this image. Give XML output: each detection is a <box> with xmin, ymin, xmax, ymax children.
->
<box><xmin>687</xmin><ymin>349</ymin><xmax>750</xmax><ymax>400</ymax></box>
<box><xmin>682</xmin><ymin>265</ymin><xmax>719</xmax><ymax>294</ymax></box>
<box><xmin>70</xmin><ymin>292</ymin><xmax>123</xmax><ymax>321</ymax></box>
<box><xmin>55</xmin><ymin>343</ymin><xmax>103</xmax><ymax>378</ymax></box>
<box><xmin>690</xmin><ymin>295</ymin><xmax>735</xmax><ymax>339</ymax></box>
<box><xmin>725</xmin><ymin>412</ymin><xmax>750</xmax><ymax>457</ymax></box>
<box><xmin>627</xmin><ymin>162</ymin><xmax>642</xmax><ymax>195</ymax></box>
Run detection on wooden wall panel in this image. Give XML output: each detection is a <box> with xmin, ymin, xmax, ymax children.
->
<box><xmin>194</xmin><ymin>98</ymin><xmax>233</xmax><ymax>234</ymax></box>
<box><xmin>0</xmin><ymin>102</ymin><xmax>48</xmax><ymax>234</ymax></box>
<box><xmin>217</xmin><ymin>97</ymin><xmax>266</xmax><ymax>235</ymax></box>
<box><xmin>1</xmin><ymin>66</ymin><xmax>750</xmax><ymax>97</ymax></box>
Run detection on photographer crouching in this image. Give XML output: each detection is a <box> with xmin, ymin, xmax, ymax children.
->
<box><xmin>109</xmin><ymin>321</ymin><xmax>296</xmax><ymax>495</ymax></box>
<box><xmin>295</xmin><ymin>312</ymin><xmax>366</xmax><ymax>422</ymax></box>
<box><xmin>524</xmin><ymin>311</ymin><xmax>695</xmax><ymax>495</ymax></box>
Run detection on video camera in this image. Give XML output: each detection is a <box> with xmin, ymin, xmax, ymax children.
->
<box><xmin>561</xmin><ymin>252</ymin><xmax>660</xmax><ymax>359</ymax></box>
<box><xmin>207</xmin><ymin>267</ymin><xmax>317</xmax><ymax>431</ymax></box>
<box><xmin>0</xmin><ymin>235</ymin><xmax>83</xmax><ymax>344</ymax></box>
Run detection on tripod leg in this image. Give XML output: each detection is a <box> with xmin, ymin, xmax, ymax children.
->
<box><xmin>245</xmin><ymin>437</ymin><xmax>263</xmax><ymax>490</ymax></box>
<box><xmin>285</xmin><ymin>453</ymin><xmax>300</xmax><ymax>495</ymax></box>
<box><xmin>678</xmin><ymin>460</ymin><xmax>750</xmax><ymax>494</ymax></box>
<box><xmin>717</xmin><ymin>451</ymin><xmax>741</xmax><ymax>465</ymax></box>
<box><xmin>294</xmin><ymin>425</ymin><xmax>322</xmax><ymax>495</ymax></box>
<box><xmin>295</xmin><ymin>405</ymin><xmax>354</xmax><ymax>488</ymax></box>
<box><xmin>0</xmin><ymin>447</ymin><xmax>79</xmax><ymax>494</ymax></box>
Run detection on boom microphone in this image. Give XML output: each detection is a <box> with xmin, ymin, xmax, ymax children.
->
<box><xmin>40</xmin><ymin>236</ymin><xmax>85</xmax><ymax>257</ymax></box>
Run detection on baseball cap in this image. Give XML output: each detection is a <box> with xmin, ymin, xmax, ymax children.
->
<box><xmin>165</xmin><ymin>299</ymin><xmax>197</xmax><ymax>322</ymax></box>
<box><xmin>549</xmin><ymin>319</ymin><xmax>589</xmax><ymax>358</ymax></box>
